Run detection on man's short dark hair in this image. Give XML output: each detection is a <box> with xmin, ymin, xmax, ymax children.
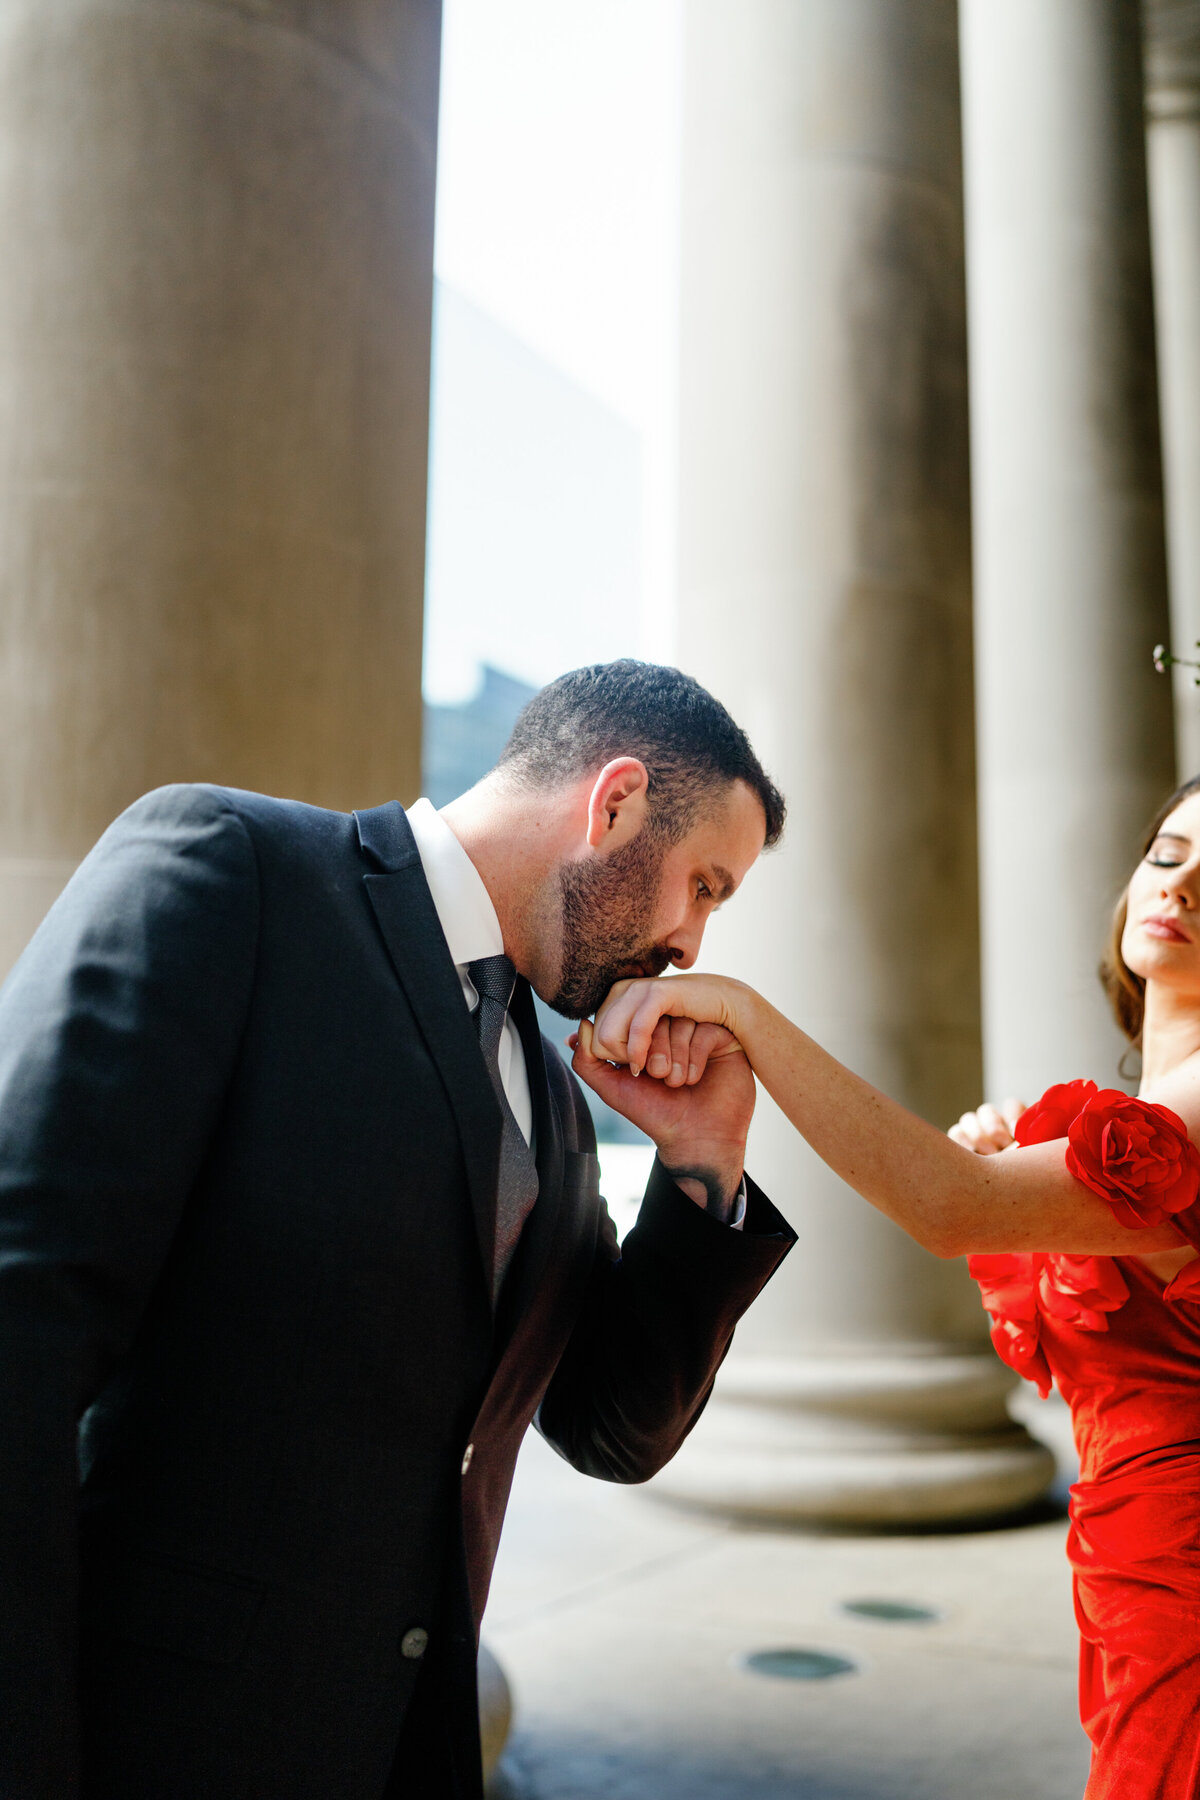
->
<box><xmin>496</xmin><ymin>660</ymin><xmax>785</xmax><ymax>847</ymax></box>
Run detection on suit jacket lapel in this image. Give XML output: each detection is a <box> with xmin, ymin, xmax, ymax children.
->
<box><xmin>355</xmin><ymin>802</ymin><xmax>501</xmax><ymax>1309</ymax></box>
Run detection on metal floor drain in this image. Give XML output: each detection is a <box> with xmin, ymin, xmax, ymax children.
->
<box><xmin>840</xmin><ymin>1598</ymin><xmax>941</xmax><ymax>1624</ymax></box>
<box><xmin>742</xmin><ymin>1648</ymin><xmax>859</xmax><ymax>1681</ymax></box>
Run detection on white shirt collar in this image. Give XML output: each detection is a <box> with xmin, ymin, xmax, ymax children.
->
<box><xmin>404</xmin><ymin>797</ymin><xmax>506</xmax><ymax>971</ymax></box>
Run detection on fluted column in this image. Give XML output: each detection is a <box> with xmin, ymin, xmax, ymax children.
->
<box><xmin>0</xmin><ymin>0</ymin><xmax>439</xmax><ymax>977</ymax></box>
<box><xmin>658</xmin><ymin>0</ymin><xmax>1052</xmax><ymax>1523</ymax></box>
<box><xmin>1145</xmin><ymin>0</ymin><xmax>1200</xmax><ymax>772</ymax></box>
<box><xmin>959</xmin><ymin>0</ymin><xmax>1176</xmax><ymax>1105</ymax></box>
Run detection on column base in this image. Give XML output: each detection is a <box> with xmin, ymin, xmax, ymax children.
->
<box><xmin>649</xmin><ymin>1350</ymin><xmax>1055</xmax><ymax>1525</ymax></box>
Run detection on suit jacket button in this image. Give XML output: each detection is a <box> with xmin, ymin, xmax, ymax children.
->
<box><xmin>461</xmin><ymin>1443</ymin><xmax>474</xmax><ymax>1474</ymax></box>
<box><xmin>400</xmin><ymin>1627</ymin><xmax>429</xmax><ymax>1661</ymax></box>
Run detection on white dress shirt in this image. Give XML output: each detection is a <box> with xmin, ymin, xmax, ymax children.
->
<box><xmin>405</xmin><ymin>798</ymin><xmax>534</xmax><ymax>1145</ymax></box>
<box><xmin>404</xmin><ymin>797</ymin><xmax>746</xmax><ymax>1228</ymax></box>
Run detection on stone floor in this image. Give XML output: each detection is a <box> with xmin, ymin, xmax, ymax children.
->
<box><xmin>482</xmin><ymin>1390</ymin><xmax>1089</xmax><ymax>1800</ymax></box>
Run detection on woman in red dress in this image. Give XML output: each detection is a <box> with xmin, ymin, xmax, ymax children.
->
<box><xmin>576</xmin><ymin>774</ymin><xmax>1200</xmax><ymax>1800</ymax></box>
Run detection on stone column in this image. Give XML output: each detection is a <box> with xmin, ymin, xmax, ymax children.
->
<box><xmin>0</xmin><ymin>0</ymin><xmax>440</xmax><ymax>978</ymax></box>
<box><xmin>960</xmin><ymin>0</ymin><xmax>1175</xmax><ymax>1106</ymax></box>
<box><xmin>1145</xmin><ymin>0</ymin><xmax>1200</xmax><ymax>773</ymax></box>
<box><xmin>658</xmin><ymin>0</ymin><xmax>1053</xmax><ymax>1523</ymax></box>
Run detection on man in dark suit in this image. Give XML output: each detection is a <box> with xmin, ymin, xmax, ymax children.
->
<box><xmin>0</xmin><ymin>660</ymin><xmax>794</xmax><ymax>1799</ymax></box>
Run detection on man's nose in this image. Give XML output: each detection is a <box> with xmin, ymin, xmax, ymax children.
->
<box><xmin>665</xmin><ymin>922</ymin><xmax>704</xmax><ymax>970</ymax></box>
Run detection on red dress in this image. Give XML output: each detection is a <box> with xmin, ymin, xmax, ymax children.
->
<box><xmin>969</xmin><ymin>1082</ymin><xmax>1200</xmax><ymax>1800</ymax></box>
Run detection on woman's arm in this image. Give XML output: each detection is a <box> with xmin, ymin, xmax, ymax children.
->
<box><xmin>581</xmin><ymin>975</ymin><xmax>1187</xmax><ymax>1258</ymax></box>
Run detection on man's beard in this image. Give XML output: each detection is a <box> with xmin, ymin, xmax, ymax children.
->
<box><xmin>546</xmin><ymin>832</ymin><xmax>674</xmax><ymax>1019</ymax></box>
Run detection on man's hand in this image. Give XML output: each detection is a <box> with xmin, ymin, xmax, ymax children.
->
<box><xmin>947</xmin><ymin>1099</ymin><xmax>1025</xmax><ymax>1155</ymax></box>
<box><xmin>571</xmin><ymin>1016</ymin><xmax>754</xmax><ymax>1214</ymax></box>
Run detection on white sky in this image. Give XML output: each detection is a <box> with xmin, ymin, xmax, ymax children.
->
<box><xmin>434</xmin><ymin>0</ymin><xmax>682</xmax><ymax>432</ymax></box>
<box><xmin>425</xmin><ymin>0</ymin><xmax>682</xmax><ymax>704</ymax></box>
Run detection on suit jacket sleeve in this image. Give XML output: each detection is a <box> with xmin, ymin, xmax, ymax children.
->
<box><xmin>536</xmin><ymin>1072</ymin><xmax>795</xmax><ymax>1484</ymax></box>
<box><xmin>0</xmin><ymin>785</ymin><xmax>259</xmax><ymax>1796</ymax></box>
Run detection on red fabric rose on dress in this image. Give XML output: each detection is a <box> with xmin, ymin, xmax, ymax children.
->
<box><xmin>967</xmin><ymin>1253</ymin><xmax>1052</xmax><ymax>1398</ymax></box>
<box><xmin>1014</xmin><ymin>1079</ymin><xmax>1099</xmax><ymax>1146</ymax></box>
<box><xmin>1064</xmin><ymin>1091</ymin><xmax>1200</xmax><ymax>1229</ymax></box>
<box><xmin>1037</xmin><ymin>1254</ymin><xmax>1128</xmax><ymax>1331</ymax></box>
<box><xmin>967</xmin><ymin>1082</ymin><xmax>1200</xmax><ymax>1390</ymax></box>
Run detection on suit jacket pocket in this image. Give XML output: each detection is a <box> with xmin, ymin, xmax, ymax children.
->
<box><xmin>86</xmin><ymin>1555</ymin><xmax>267</xmax><ymax>1667</ymax></box>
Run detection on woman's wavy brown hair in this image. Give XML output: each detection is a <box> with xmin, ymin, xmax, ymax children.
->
<box><xmin>1100</xmin><ymin>774</ymin><xmax>1200</xmax><ymax>1044</ymax></box>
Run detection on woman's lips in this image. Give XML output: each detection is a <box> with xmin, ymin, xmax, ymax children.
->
<box><xmin>1142</xmin><ymin>916</ymin><xmax>1191</xmax><ymax>943</ymax></box>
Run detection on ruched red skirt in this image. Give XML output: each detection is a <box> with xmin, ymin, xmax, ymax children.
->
<box><xmin>1069</xmin><ymin>1458</ymin><xmax>1200</xmax><ymax>1800</ymax></box>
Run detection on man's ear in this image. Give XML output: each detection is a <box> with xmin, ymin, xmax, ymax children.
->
<box><xmin>586</xmin><ymin>759</ymin><xmax>650</xmax><ymax>850</ymax></box>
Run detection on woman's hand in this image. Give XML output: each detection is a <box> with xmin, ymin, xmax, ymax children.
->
<box><xmin>947</xmin><ymin>1099</ymin><xmax>1025</xmax><ymax>1156</ymax></box>
<box><xmin>590</xmin><ymin>973</ymin><xmax>753</xmax><ymax>1080</ymax></box>
<box><xmin>572</xmin><ymin>982</ymin><xmax>758</xmax><ymax>1214</ymax></box>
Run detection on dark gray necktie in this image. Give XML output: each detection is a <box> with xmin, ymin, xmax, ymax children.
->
<box><xmin>468</xmin><ymin>954</ymin><xmax>540</xmax><ymax>1295</ymax></box>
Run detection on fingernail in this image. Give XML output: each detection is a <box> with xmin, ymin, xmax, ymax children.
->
<box><xmin>688</xmin><ymin>1064</ymin><xmax>699</xmax><ymax>1083</ymax></box>
<box><xmin>648</xmin><ymin>1054</ymin><xmax>669</xmax><ymax>1076</ymax></box>
<box><xmin>671</xmin><ymin>1062</ymin><xmax>684</xmax><ymax>1083</ymax></box>
<box><xmin>630</xmin><ymin>1064</ymin><xmax>641</xmax><ymax>1078</ymax></box>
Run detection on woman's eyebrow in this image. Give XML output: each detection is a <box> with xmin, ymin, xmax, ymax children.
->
<box><xmin>1151</xmin><ymin>832</ymin><xmax>1189</xmax><ymax>845</ymax></box>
